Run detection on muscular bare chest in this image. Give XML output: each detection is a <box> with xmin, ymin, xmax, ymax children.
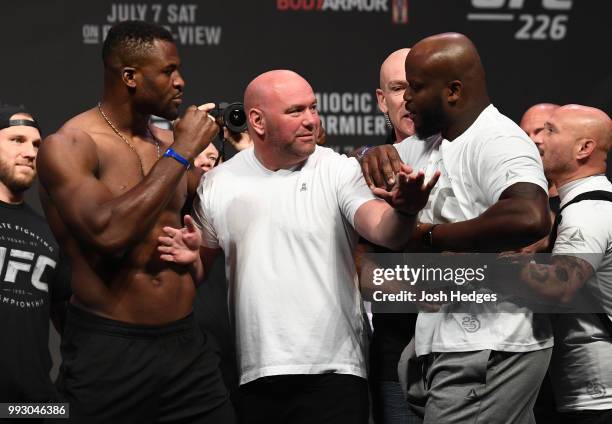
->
<box><xmin>95</xmin><ymin>136</ymin><xmax>188</xmax><ymax>214</ymax></box>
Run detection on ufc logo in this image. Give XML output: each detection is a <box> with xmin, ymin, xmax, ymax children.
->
<box><xmin>471</xmin><ymin>0</ymin><xmax>571</xmax><ymax>10</ymax></box>
<box><xmin>0</xmin><ymin>247</ymin><xmax>56</xmax><ymax>292</ymax></box>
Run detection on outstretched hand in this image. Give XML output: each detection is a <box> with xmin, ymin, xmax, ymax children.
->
<box><xmin>158</xmin><ymin>215</ymin><xmax>202</xmax><ymax>265</ymax></box>
<box><xmin>372</xmin><ymin>165</ymin><xmax>440</xmax><ymax>216</ymax></box>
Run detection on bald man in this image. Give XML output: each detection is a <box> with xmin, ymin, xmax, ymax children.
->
<box><xmin>515</xmin><ymin>105</ymin><xmax>612</xmax><ymax>423</ymax></box>
<box><xmin>160</xmin><ymin>70</ymin><xmax>437</xmax><ymax>424</ymax></box>
<box><xmin>370</xmin><ymin>47</ymin><xmax>423</xmax><ymax>424</ymax></box>
<box><xmin>360</xmin><ymin>33</ymin><xmax>552</xmax><ymax>423</ymax></box>
<box><xmin>521</xmin><ymin>103</ymin><xmax>561</xmax><ymax>197</ymax></box>
<box><xmin>520</xmin><ymin>103</ymin><xmax>560</xmax><ymax>141</ymax></box>
<box><xmin>376</xmin><ymin>48</ymin><xmax>415</xmax><ymax>142</ymax></box>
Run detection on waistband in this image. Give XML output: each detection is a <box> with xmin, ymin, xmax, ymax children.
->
<box><xmin>66</xmin><ymin>303</ymin><xmax>195</xmax><ymax>338</ymax></box>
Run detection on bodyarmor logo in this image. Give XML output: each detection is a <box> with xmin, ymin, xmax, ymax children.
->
<box><xmin>0</xmin><ymin>247</ymin><xmax>56</xmax><ymax>292</ymax></box>
<box><xmin>461</xmin><ymin>314</ymin><xmax>481</xmax><ymax>333</ymax></box>
<box><xmin>276</xmin><ymin>0</ymin><xmax>408</xmax><ymax>25</ymax></box>
<box><xmin>586</xmin><ymin>381</ymin><xmax>607</xmax><ymax>399</ymax></box>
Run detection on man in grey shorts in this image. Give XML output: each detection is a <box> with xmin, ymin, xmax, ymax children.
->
<box><xmin>360</xmin><ymin>33</ymin><xmax>553</xmax><ymax>423</ymax></box>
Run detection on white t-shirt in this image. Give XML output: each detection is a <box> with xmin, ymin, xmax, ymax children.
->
<box><xmin>395</xmin><ymin>104</ymin><xmax>553</xmax><ymax>356</ymax></box>
<box><xmin>193</xmin><ymin>146</ymin><xmax>376</xmax><ymax>385</ymax></box>
<box><xmin>550</xmin><ymin>175</ymin><xmax>612</xmax><ymax>411</ymax></box>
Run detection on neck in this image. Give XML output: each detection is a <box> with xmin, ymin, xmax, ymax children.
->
<box><xmin>254</xmin><ymin>146</ymin><xmax>306</xmax><ymax>172</ymax></box>
<box><xmin>0</xmin><ymin>184</ymin><xmax>24</xmax><ymax>204</ymax></box>
<box><xmin>99</xmin><ymin>97</ymin><xmax>151</xmax><ymax>136</ymax></box>
<box><xmin>553</xmin><ymin>167</ymin><xmax>604</xmax><ymax>189</ymax></box>
<box><xmin>394</xmin><ymin>129</ymin><xmax>407</xmax><ymax>143</ymax></box>
<box><xmin>443</xmin><ymin>99</ymin><xmax>490</xmax><ymax>141</ymax></box>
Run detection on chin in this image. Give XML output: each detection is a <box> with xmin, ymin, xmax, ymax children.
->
<box><xmin>7</xmin><ymin>177</ymin><xmax>35</xmax><ymax>193</ymax></box>
<box><xmin>159</xmin><ymin>106</ymin><xmax>180</xmax><ymax>121</ymax></box>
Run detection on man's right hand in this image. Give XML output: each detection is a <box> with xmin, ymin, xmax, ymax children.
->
<box><xmin>158</xmin><ymin>215</ymin><xmax>202</xmax><ymax>266</ymax></box>
<box><xmin>361</xmin><ymin>145</ymin><xmax>404</xmax><ymax>190</ymax></box>
<box><xmin>172</xmin><ymin>104</ymin><xmax>220</xmax><ymax>159</ymax></box>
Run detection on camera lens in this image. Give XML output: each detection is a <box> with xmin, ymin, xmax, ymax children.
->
<box><xmin>223</xmin><ymin>102</ymin><xmax>247</xmax><ymax>133</ymax></box>
<box><xmin>229</xmin><ymin>109</ymin><xmax>246</xmax><ymax>127</ymax></box>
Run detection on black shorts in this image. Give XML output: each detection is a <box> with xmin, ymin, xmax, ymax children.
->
<box><xmin>57</xmin><ymin>305</ymin><xmax>235</xmax><ymax>423</ymax></box>
<box><xmin>239</xmin><ymin>373</ymin><xmax>369</xmax><ymax>424</ymax></box>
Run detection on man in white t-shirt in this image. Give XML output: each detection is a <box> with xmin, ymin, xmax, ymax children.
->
<box><xmin>360</xmin><ymin>33</ymin><xmax>552</xmax><ymax>423</ymax></box>
<box><xmin>514</xmin><ymin>104</ymin><xmax>612</xmax><ymax>424</ymax></box>
<box><xmin>158</xmin><ymin>69</ymin><xmax>438</xmax><ymax>424</ymax></box>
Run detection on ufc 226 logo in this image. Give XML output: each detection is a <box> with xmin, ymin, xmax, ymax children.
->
<box><xmin>469</xmin><ymin>0</ymin><xmax>573</xmax><ymax>41</ymax></box>
<box><xmin>0</xmin><ymin>248</ymin><xmax>56</xmax><ymax>292</ymax></box>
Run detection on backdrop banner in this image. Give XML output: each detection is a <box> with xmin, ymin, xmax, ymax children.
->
<box><xmin>0</xmin><ymin>0</ymin><xmax>610</xmax><ymax>205</ymax></box>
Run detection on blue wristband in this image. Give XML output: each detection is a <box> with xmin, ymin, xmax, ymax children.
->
<box><xmin>163</xmin><ymin>148</ymin><xmax>191</xmax><ymax>169</ymax></box>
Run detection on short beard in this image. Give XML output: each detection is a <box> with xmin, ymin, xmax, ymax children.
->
<box><xmin>415</xmin><ymin>98</ymin><xmax>446</xmax><ymax>140</ymax></box>
<box><xmin>0</xmin><ymin>160</ymin><xmax>35</xmax><ymax>193</ymax></box>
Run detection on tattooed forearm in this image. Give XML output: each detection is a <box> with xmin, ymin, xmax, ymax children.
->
<box><xmin>521</xmin><ymin>255</ymin><xmax>594</xmax><ymax>302</ymax></box>
<box><xmin>529</xmin><ymin>264</ymin><xmax>550</xmax><ymax>283</ymax></box>
<box><xmin>555</xmin><ymin>267</ymin><xmax>569</xmax><ymax>282</ymax></box>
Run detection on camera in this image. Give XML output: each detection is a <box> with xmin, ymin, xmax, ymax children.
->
<box><xmin>209</xmin><ymin>102</ymin><xmax>247</xmax><ymax>133</ymax></box>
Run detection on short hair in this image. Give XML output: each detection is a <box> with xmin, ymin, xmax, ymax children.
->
<box><xmin>102</xmin><ymin>20</ymin><xmax>174</xmax><ymax>68</ymax></box>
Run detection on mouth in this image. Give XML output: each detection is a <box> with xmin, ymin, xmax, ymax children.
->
<box><xmin>172</xmin><ymin>95</ymin><xmax>183</xmax><ymax>104</ymax></box>
<box><xmin>406</xmin><ymin>111</ymin><xmax>418</xmax><ymax>121</ymax></box>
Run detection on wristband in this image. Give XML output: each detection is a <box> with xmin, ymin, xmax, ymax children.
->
<box><xmin>355</xmin><ymin>145</ymin><xmax>372</xmax><ymax>162</ymax></box>
<box><xmin>163</xmin><ymin>148</ymin><xmax>191</xmax><ymax>169</ymax></box>
<box><xmin>422</xmin><ymin>224</ymin><xmax>439</xmax><ymax>253</ymax></box>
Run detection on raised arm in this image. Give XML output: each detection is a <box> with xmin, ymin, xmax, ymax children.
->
<box><xmin>37</xmin><ymin>106</ymin><xmax>218</xmax><ymax>255</ymax></box>
<box><xmin>354</xmin><ymin>166</ymin><xmax>439</xmax><ymax>250</ymax></box>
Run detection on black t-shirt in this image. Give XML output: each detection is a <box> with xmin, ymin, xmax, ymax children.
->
<box><xmin>0</xmin><ymin>201</ymin><xmax>70</xmax><ymax>402</ymax></box>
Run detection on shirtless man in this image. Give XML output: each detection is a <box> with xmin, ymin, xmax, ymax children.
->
<box><xmin>36</xmin><ymin>21</ymin><xmax>234</xmax><ymax>423</ymax></box>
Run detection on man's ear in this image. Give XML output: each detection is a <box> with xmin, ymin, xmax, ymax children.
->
<box><xmin>446</xmin><ymin>80</ymin><xmax>462</xmax><ymax>104</ymax></box>
<box><xmin>249</xmin><ymin>108</ymin><xmax>265</xmax><ymax>137</ymax></box>
<box><xmin>122</xmin><ymin>67</ymin><xmax>137</xmax><ymax>88</ymax></box>
<box><xmin>375</xmin><ymin>88</ymin><xmax>388</xmax><ymax>113</ymax></box>
<box><xmin>576</xmin><ymin>138</ymin><xmax>596</xmax><ymax>160</ymax></box>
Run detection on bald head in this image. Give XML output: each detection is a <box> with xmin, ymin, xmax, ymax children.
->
<box><xmin>379</xmin><ymin>48</ymin><xmax>410</xmax><ymax>89</ymax></box>
<box><xmin>377</xmin><ymin>48</ymin><xmax>414</xmax><ymax>140</ymax></box>
<box><xmin>408</xmin><ymin>33</ymin><xmax>487</xmax><ymax>92</ymax></box>
<box><xmin>555</xmin><ymin>104</ymin><xmax>612</xmax><ymax>152</ymax></box>
<box><xmin>244</xmin><ymin>70</ymin><xmax>312</xmax><ymax>113</ymax></box>
<box><xmin>539</xmin><ymin>104</ymin><xmax>611</xmax><ymax>185</ymax></box>
<box><xmin>243</xmin><ymin>70</ymin><xmax>319</xmax><ymax>170</ymax></box>
<box><xmin>404</xmin><ymin>33</ymin><xmax>490</xmax><ymax>139</ymax></box>
<box><xmin>520</xmin><ymin>103</ymin><xmax>559</xmax><ymax>140</ymax></box>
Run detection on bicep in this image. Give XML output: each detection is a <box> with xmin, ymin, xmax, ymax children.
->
<box><xmin>38</xmin><ymin>132</ymin><xmax>114</xmax><ymax>237</ymax></box>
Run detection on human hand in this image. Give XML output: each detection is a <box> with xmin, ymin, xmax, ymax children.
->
<box><xmin>361</xmin><ymin>145</ymin><xmax>404</xmax><ymax>190</ymax></box>
<box><xmin>223</xmin><ymin>127</ymin><xmax>252</xmax><ymax>151</ymax></box>
<box><xmin>372</xmin><ymin>165</ymin><xmax>440</xmax><ymax>216</ymax></box>
<box><xmin>172</xmin><ymin>104</ymin><xmax>219</xmax><ymax>159</ymax></box>
<box><xmin>158</xmin><ymin>215</ymin><xmax>202</xmax><ymax>265</ymax></box>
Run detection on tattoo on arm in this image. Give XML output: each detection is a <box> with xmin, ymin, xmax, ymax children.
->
<box><xmin>529</xmin><ymin>264</ymin><xmax>550</xmax><ymax>283</ymax></box>
<box><xmin>554</xmin><ymin>266</ymin><xmax>569</xmax><ymax>282</ymax></box>
<box><xmin>523</xmin><ymin>255</ymin><xmax>594</xmax><ymax>302</ymax></box>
